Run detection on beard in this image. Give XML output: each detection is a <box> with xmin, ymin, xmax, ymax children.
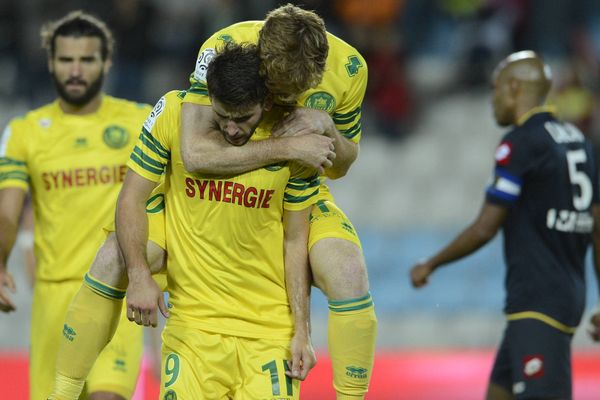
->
<box><xmin>51</xmin><ymin>72</ymin><xmax>104</xmax><ymax>106</ymax></box>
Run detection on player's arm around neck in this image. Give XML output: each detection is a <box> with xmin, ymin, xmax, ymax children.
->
<box><xmin>116</xmin><ymin>169</ymin><xmax>168</xmax><ymax>327</ymax></box>
<box><xmin>0</xmin><ymin>187</ymin><xmax>26</xmax><ymax>311</ymax></box>
<box><xmin>410</xmin><ymin>202</ymin><xmax>508</xmax><ymax>288</ymax></box>
<box><xmin>180</xmin><ymin>103</ymin><xmax>285</xmax><ymax>174</ymax></box>
<box><xmin>180</xmin><ymin>103</ymin><xmax>335</xmax><ymax>175</ymax></box>
<box><xmin>283</xmin><ymin>206</ymin><xmax>316</xmax><ymax>380</ymax></box>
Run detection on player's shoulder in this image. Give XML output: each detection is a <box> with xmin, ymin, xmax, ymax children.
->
<box><xmin>5</xmin><ymin>101</ymin><xmax>57</xmax><ymax>133</ymax></box>
<box><xmin>208</xmin><ymin>20</ymin><xmax>262</xmax><ymax>45</ymax></box>
<box><xmin>325</xmin><ymin>31</ymin><xmax>367</xmax><ymax>72</ymax></box>
<box><xmin>104</xmin><ymin>95</ymin><xmax>152</xmax><ymax>116</ymax></box>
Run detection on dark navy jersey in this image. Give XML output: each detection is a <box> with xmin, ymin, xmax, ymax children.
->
<box><xmin>486</xmin><ymin>110</ymin><xmax>600</xmax><ymax>328</ymax></box>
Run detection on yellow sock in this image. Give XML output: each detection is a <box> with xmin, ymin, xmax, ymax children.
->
<box><xmin>50</xmin><ymin>274</ymin><xmax>124</xmax><ymax>399</ymax></box>
<box><xmin>328</xmin><ymin>293</ymin><xmax>377</xmax><ymax>400</ymax></box>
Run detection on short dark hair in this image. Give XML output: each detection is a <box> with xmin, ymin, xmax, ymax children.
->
<box><xmin>41</xmin><ymin>10</ymin><xmax>114</xmax><ymax>60</ymax></box>
<box><xmin>207</xmin><ymin>42</ymin><xmax>268</xmax><ymax>109</ymax></box>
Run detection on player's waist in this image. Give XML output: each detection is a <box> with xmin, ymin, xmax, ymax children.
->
<box><xmin>166</xmin><ymin>313</ymin><xmax>294</xmax><ymax>340</ymax></box>
<box><xmin>506</xmin><ymin>311</ymin><xmax>578</xmax><ymax>334</ymax></box>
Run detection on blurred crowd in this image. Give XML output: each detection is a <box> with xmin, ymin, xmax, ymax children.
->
<box><xmin>2</xmin><ymin>0</ymin><xmax>600</xmax><ymax>143</ymax></box>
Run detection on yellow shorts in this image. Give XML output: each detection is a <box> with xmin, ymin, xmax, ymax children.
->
<box><xmin>160</xmin><ymin>324</ymin><xmax>300</xmax><ymax>400</ymax></box>
<box><xmin>309</xmin><ymin>186</ymin><xmax>362</xmax><ymax>250</ymax></box>
<box><xmin>30</xmin><ymin>280</ymin><xmax>143</xmax><ymax>399</ymax></box>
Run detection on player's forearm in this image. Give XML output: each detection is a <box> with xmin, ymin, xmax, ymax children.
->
<box><xmin>283</xmin><ymin>209</ymin><xmax>312</xmax><ymax>335</ymax></box>
<box><xmin>0</xmin><ymin>215</ymin><xmax>18</xmax><ymax>270</ymax></box>
<box><xmin>0</xmin><ymin>188</ymin><xmax>26</xmax><ymax>270</ymax></box>
<box><xmin>115</xmin><ymin>174</ymin><xmax>153</xmax><ymax>279</ymax></box>
<box><xmin>184</xmin><ymin>132</ymin><xmax>293</xmax><ymax>175</ymax></box>
<box><xmin>429</xmin><ymin>224</ymin><xmax>496</xmax><ymax>270</ymax></box>
<box><xmin>324</xmin><ymin>131</ymin><xmax>358</xmax><ymax>180</ymax></box>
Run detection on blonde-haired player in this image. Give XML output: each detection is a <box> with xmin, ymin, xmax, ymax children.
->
<box><xmin>181</xmin><ymin>4</ymin><xmax>377</xmax><ymax>399</ymax></box>
<box><xmin>0</xmin><ymin>11</ymin><xmax>151</xmax><ymax>400</ymax></box>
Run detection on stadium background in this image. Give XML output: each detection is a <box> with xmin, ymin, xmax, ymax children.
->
<box><xmin>1</xmin><ymin>0</ymin><xmax>600</xmax><ymax>398</ymax></box>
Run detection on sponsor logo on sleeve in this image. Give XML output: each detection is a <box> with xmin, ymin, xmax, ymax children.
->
<box><xmin>143</xmin><ymin>96</ymin><xmax>166</xmax><ymax>132</ymax></box>
<box><xmin>193</xmin><ymin>48</ymin><xmax>216</xmax><ymax>83</ymax></box>
<box><xmin>495</xmin><ymin>141</ymin><xmax>512</xmax><ymax>166</ymax></box>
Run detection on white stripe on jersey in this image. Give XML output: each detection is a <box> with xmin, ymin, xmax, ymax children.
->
<box><xmin>495</xmin><ymin>176</ymin><xmax>521</xmax><ymax>196</ymax></box>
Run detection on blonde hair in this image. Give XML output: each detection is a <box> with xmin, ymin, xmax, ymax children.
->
<box><xmin>41</xmin><ymin>10</ymin><xmax>114</xmax><ymax>60</ymax></box>
<box><xmin>258</xmin><ymin>4</ymin><xmax>328</xmax><ymax>97</ymax></box>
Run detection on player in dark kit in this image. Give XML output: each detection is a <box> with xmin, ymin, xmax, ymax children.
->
<box><xmin>410</xmin><ymin>50</ymin><xmax>600</xmax><ymax>400</ymax></box>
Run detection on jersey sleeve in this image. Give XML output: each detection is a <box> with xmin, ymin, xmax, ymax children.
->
<box><xmin>0</xmin><ymin>118</ymin><xmax>30</xmax><ymax>191</ymax></box>
<box><xmin>127</xmin><ymin>94</ymin><xmax>174</xmax><ymax>182</ymax></box>
<box><xmin>284</xmin><ymin>165</ymin><xmax>320</xmax><ymax>211</ymax></box>
<box><xmin>184</xmin><ymin>30</ymin><xmax>234</xmax><ymax>107</ymax></box>
<box><xmin>332</xmin><ymin>52</ymin><xmax>368</xmax><ymax>144</ymax></box>
<box><xmin>486</xmin><ymin>129</ymin><xmax>535</xmax><ymax>207</ymax></box>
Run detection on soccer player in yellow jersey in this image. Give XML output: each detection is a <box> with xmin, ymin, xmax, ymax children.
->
<box><xmin>180</xmin><ymin>5</ymin><xmax>377</xmax><ymax>399</ymax></box>
<box><xmin>0</xmin><ymin>11</ymin><xmax>151</xmax><ymax>400</ymax></box>
<box><xmin>50</xmin><ymin>4</ymin><xmax>374</xmax><ymax>400</ymax></box>
<box><xmin>119</xmin><ymin>42</ymin><xmax>318</xmax><ymax>399</ymax></box>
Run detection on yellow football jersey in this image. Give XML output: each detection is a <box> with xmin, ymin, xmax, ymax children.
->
<box><xmin>0</xmin><ymin>96</ymin><xmax>151</xmax><ymax>282</ymax></box>
<box><xmin>128</xmin><ymin>90</ymin><xmax>320</xmax><ymax>339</ymax></box>
<box><xmin>185</xmin><ymin>21</ymin><xmax>367</xmax><ymax>145</ymax></box>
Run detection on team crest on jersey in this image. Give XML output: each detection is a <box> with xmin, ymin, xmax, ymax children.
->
<box><xmin>495</xmin><ymin>141</ymin><xmax>512</xmax><ymax>166</ymax></box>
<box><xmin>193</xmin><ymin>48</ymin><xmax>217</xmax><ymax>82</ymax></box>
<box><xmin>103</xmin><ymin>125</ymin><xmax>129</xmax><ymax>149</ymax></box>
<box><xmin>304</xmin><ymin>92</ymin><xmax>336</xmax><ymax>114</ymax></box>
<box><xmin>523</xmin><ymin>355</ymin><xmax>544</xmax><ymax>378</ymax></box>
<box><xmin>163</xmin><ymin>390</ymin><xmax>177</xmax><ymax>400</ymax></box>
<box><xmin>144</xmin><ymin>96</ymin><xmax>166</xmax><ymax>132</ymax></box>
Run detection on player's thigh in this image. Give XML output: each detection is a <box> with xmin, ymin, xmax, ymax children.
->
<box><xmin>235</xmin><ymin>337</ymin><xmax>300</xmax><ymax>400</ymax></box>
<box><xmin>30</xmin><ymin>281</ymin><xmax>79</xmax><ymax>399</ymax></box>
<box><xmin>87</xmin><ymin>303</ymin><xmax>144</xmax><ymax>399</ymax></box>
<box><xmin>308</xmin><ymin>199</ymin><xmax>368</xmax><ymax>299</ymax></box>
<box><xmin>160</xmin><ymin>325</ymin><xmax>237</xmax><ymax>399</ymax></box>
<box><xmin>505</xmin><ymin>319</ymin><xmax>572</xmax><ymax>400</ymax></box>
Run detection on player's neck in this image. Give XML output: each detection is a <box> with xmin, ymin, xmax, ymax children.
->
<box><xmin>58</xmin><ymin>93</ymin><xmax>104</xmax><ymax>116</ymax></box>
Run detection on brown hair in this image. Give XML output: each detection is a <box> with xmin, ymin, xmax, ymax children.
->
<box><xmin>41</xmin><ymin>10</ymin><xmax>114</xmax><ymax>60</ymax></box>
<box><xmin>258</xmin><ymin>4</ymin><xmax>328</xmax><ymax>97</ymax></box>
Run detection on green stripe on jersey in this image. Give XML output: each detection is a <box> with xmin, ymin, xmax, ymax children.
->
<box><xmin>284</xmin><ymin>188</ymin><xmax>319</xmax><ymax>204</ymax></box>
<box><xmin>341</xmin><ymin>122</ymin><xmax>361</xmax><ymax>139</ymax></box>
<box><xmin>0</xmin><ymin>157</ymin><xmax>26</xmax><ymax>167</ymax></box>
<box><xmin>333</xmin><ymin>107</ymin><xmax>361</xmax><ymax>124</ymax></box>
<box><xmin>286</xmin><ymin>178</ymin><xmax>320</xmax><ymax>191</ymax></box>
<box><xmin>140</xmin><ymin>128</ymin><xmax>170</xmax><ymax>159</ymax></box>
<box><xmin>0</xmin><ymin>171</ymin><xmax>29</xmax><ymax>182</ymax></box>
<box><xmin>130</xmin><ymin>153</ymin><xmax>164</xmax><ymax>176</ymax></box>
<box><xmin>132</xmin><ymin>146</ymin><xmax>165</xmax><ymax>169</ymax></box>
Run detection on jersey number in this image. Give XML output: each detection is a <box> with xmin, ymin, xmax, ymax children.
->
<box><xmin>262</xmin><ymin>360</ymin><xmax>294</xmax><ymax>396</ymax></box>
<box><xmin>566</xmin><ymin>149</ymin><xmax>593</xmax><ymax>210</ymax></box>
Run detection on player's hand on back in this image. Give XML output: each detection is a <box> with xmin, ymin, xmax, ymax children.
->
<box><xmin>126</xmin><ymin>268</ymin><xmax>169</xmax><ymax>327</ymax></box>
<box><xmin>410</xmin><ymin>260</ymin><xmax>435</xmax><ymax>288</ymax></box>
<box><xmin>286</xmin><ymin>330</ymin><xmax>317</xmax><ymax>381</ymax></box>
<box><xmin>588</xmin><ymin>310</ymin><xmax>600</xmax><ymax>342</ymax></box>
<box><xmin>272</xmin><ymin>108</ymin><xmax>335</xmax><ymax>138</ymax></box>
<box><xmin>0</xmin><ymin>269</ymin><xmax>16</xmax><ymax>312</ymax></box>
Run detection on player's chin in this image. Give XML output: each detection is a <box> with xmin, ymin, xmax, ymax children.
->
<box><xmin>227</xmin><ymin>136</ymin><xmax>251</xmax><ymax>146</ymax></box>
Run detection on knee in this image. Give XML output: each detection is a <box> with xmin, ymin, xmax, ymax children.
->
<box><xmin>89</xmin><ymin>234</ymin><xmax>126</xmax><ymax>284</ymax></box>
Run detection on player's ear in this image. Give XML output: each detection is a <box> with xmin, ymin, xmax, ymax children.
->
<box><xmin>103</xmin><ymin>58</ymin><xmax>113</xmax><ymax>74</ymax></box>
